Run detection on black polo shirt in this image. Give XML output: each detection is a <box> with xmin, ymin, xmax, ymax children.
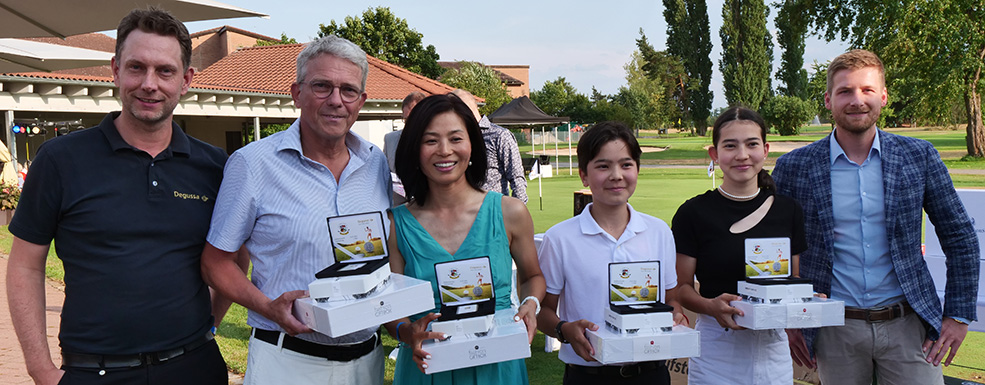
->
<box><xmin>10</xmin><ymin>112</ymin><xmax>227</xmax><ymax>354</ymax></box>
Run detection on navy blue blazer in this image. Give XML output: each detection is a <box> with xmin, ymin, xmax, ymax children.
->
<box><xmin>772</xmin><ymin>130</ymin><xmax>979</xmax><ymax>352</ymax></box>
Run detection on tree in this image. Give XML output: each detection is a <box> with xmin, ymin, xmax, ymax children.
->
<box><xmin>664</xmin><ymin>0</ymin><xmax>714</xmax><ymax>135</ymax></box>
<box><xmin>318</xmin><ymin>7</ymin><xmax>443</xmax><ymax>79</ymax></box>
<box><xmin>530</xmin><ymin>77</ymin><xmax>594</xmax><ymax>123</ymax></box>
<box><xmin>775</xmin><ymin>0</ymin><xmax>809</xmax><ymax>99</ymax></box>
<box><xmin>762</xmin><ymin>95</ymin><xmax>815</xmax><ymax>135</ymax></box>
<box><xmin>255</xmin><ymin>33</ymin><xmax>298</xmax><ymax>47</ymax></box>
<box><xmin>805</xmin><ymin>0</ymin><xmax>985</xmax><ymax>157</ymax></box>
<box><xmin>440</xmin><ymin>61</ymin><xmax>513</xmax><ymax>115</ymax></box>
<box><xmin>805</xmin><ymin>61</ymin><xmax>830</xmax><ymax>123</ymax></box>
<box><xmin>618</xmin><ymin>50</ymin><xmax>670</xmax><ymax>131</ymax></box>
<box><xmin>720</xmin><ymin>0</ymin><xmax>773</xmax><ymax>110</ymax></box>
<box><xmin>590</xmin><ymin>87</ymin><xmax>634</xmax><ymax>126</ymax></box>
<box><xmin>636</xmin><ymin>32</ymin><xmax>686</xmax><ymax>130</ymax></box>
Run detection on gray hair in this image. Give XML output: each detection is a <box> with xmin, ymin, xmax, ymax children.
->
<box><xmin>295</xmin><ymin>35</ymin><xmax>369</xmax><ymax>91</ymax></box>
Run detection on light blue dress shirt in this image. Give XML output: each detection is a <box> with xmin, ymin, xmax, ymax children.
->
<box><xmin>829</xmin><ymin>130</ymin><xmax>906</xmax><ymax>308</ymax></box>
<box><xmin>207</xmin><ymin>120</ymin><xmax>393</xmax><ymax>345</ymax></box>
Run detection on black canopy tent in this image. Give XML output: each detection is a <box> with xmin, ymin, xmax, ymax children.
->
<box><xmin>488</xmin><ymin>96</ymin><xmax>570</xmax><ymax>211</ymax></box>
<box><xmin>488</xmin><ymin>96</ymin><xmax>569</xmax><ymax>125</ymax></box>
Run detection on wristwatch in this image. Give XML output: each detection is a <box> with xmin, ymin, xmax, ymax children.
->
<box><xmin>555</xmin><ymin>320</ymin><xmax>569</xmax><ymax>343</ymax></box>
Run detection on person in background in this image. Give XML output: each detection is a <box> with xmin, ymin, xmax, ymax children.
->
<box><xmin>385</xmin><ymin>91</ymin><xmax>427</xmax><ymax>205</ymax></box>
<box><xmin>449</xmin><ymin>89</ymin><xmax>527</xmax><ymax>203</ymax></box>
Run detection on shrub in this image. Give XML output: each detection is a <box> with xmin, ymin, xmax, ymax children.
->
<box><xmin>762</xmin><ymin>95</ymin><xmax>815</xmax><ymax>136</ymax></box>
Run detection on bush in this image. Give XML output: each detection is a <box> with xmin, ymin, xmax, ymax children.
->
<box><xmin>762</xmin><ymin>95</ymin><xmax>815</xmax><ymax>136</ymax></box>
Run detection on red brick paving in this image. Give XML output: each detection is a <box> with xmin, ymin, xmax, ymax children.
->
<box><xmin>0</xmin><ymin>255</ymin><xmax>63</xmax><ymax>384</ymax></box>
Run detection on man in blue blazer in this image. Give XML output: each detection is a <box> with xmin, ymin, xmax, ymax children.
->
<box><xmin>772</xmin><ymin>49</ymin><xmax>979</xmax><ymax>385</ymax></box>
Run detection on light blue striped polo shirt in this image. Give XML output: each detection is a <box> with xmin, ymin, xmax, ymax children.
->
<box><xmin>207</xmin><ymin>120</ymin><xmax>392</xmax><ymax>345</ymax></box>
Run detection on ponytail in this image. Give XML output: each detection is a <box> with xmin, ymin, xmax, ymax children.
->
<box><xmin>758</xmin><ymin>169</ymin><xmax>776</xmax><ymax>191</ymax></box>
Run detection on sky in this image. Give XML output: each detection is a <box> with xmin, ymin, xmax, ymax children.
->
<box><xmin>179</xmin><ymin>0</ymin><xmax>848</xmax><ymax>109</ymax></box>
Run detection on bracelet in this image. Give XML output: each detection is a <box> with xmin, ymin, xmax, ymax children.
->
<box><xmin>555</xmin><ymin>320</ymin><xmax>569</xmax><ymax>343</ymax></box>
<box><xmin>520</xmin><ymin>296</ymin><xmax>541</xmax><ymax>315</ymax></box>
<box><xmin>678</xmin><ymin>312</ymin><xmax>690</xmax><ymax>326</ymax></box>
<box><xmin>395</xmin><ymin>322</ymin><xmax>406</xmax><ymax>343</ymax></box>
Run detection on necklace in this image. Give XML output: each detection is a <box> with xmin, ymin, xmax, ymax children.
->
<box><xmin>718</xmin><ymin>186</ymin><xmax>760</xmax><ymax>201</ymax></box>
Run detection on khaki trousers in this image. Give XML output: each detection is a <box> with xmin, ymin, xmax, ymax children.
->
<box><xmin>816</xmin><ymin>312</ymin><xmax>944</xmax><ymax>385</ymax></box>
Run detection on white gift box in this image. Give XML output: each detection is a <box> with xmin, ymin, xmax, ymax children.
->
<box><xmin>431</xmin><ymin>314</ymin><xmax>495</xmax><ymax>337</ymax></box>
<box><xmin>585</xmin><ymin>325</ymin><xmax>701</xmax><ymax>365</ymax></box>
<box><xmin>294</xmin><ymin>273</ymin><xmax>434</xmax><ymax>337</ymax></box>
<box><xmin>738</xmin><ymin>281</ymin><xmax>814</xmax><ymax>303</ymax></box>
<box><xmin>308</xmin><ymin>262</ymin><xmax>391</xmax><ymax>301</ymax></box>
<box><xmin>604</xmin><ymin>309</ymin><xmax>674</xmax><ymax>333</ymax></box>
<box><xmin>731</xmin><ymin>297</ymin><xmax>845</xmax><ymax>330</ymax></box>
<box><xmin>422</xmin><ymin>308</ymin><xmax>531</xmax><ymax>374</ymax></box>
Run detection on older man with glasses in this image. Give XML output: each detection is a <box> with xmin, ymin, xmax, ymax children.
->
<box><xmin>201</xmin><ymin>35</ymin><xmax>392</xmax><ymax>385</ymax></box>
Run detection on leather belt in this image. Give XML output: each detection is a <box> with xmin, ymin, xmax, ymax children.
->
<box><xmin>253</xmin><ymin>328</ymin><xmax>379</xmax><ymax>362</ymax></box>
<box><xmin>845</xmin><ymin>301</ymin><xmax>914</xmax><ymax>323</ymax></box>
<box><xmin>62</xmin><ymin>331</ymin><xmax>215</xmax><ymax>369</ymax></box>
<box><xmin>567</xmin><ymin>361</ymin><xmax>665</xmax><ymax>378</ymax></box>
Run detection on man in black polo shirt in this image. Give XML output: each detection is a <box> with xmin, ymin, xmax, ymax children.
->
<box><xmin>6</xmin><ymin>8</ymin><xmax>237</xmax><ymax>385</ymax></box>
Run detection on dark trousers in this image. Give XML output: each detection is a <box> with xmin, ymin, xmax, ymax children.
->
<box><xmin>562</xmin><ymin>361</ymin><xmax>671</xmax><ymax>385</ymax></box>
<box><xmin>58</xmin><ymin>339</ymin><xmax>226</xmax><ymax>385</ymax></box>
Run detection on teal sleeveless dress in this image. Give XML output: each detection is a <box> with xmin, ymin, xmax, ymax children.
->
<box><xmin>390</xmin><ymin>191</ymin><xmax>529</xmax><ymax>385</ymax></box>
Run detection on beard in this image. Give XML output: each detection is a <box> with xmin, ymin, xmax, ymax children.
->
<box><xmin>834</xmin><ymin>106</ymin><xmax>880</xmax><ymax>134</ymax></box>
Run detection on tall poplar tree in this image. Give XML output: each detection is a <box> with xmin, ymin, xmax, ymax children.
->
<box><xmin>775</xmin><ymin>0</ymin><xmax>809</xmax><ymax>99</ymax></box>
<box><xmin>720</xmin><ymin>0</ymin><xmax>773</xmax><ymax>110</ymax></box>
<box><xmin>664</xmin><ymin>0</ymin><xmax>714</xmax><ymax>135</ymax></box>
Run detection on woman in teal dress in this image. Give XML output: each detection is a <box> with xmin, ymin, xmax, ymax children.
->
<box><xmin>384</xmin><ymin>94</ymin><xmax>546</xmax><ymax>385</ymax></box>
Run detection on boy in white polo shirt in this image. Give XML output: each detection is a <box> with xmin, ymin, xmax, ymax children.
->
<box><xmin>536</xmin><ymin>122</ymin><xmax>683</xmax><ymax>385</ymax></box>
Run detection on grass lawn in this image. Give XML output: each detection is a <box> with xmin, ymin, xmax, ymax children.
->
<box><xmin>1</xmin><ymin>125</ymin><xmax>982</xmax><ymax>384</ymax></box>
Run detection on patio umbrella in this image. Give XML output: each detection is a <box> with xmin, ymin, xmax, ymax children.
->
<box><xmin>0</xmin><ymin>0</ymin><xmax>267</xmax><ymax>39</ymax></box>
<box><xmin>0</xmin><ymin>38</ymin><xmax>112</xmax><ymax>73</ymax></box>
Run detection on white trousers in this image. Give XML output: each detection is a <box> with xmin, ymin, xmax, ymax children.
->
<box><xmin>245</xmin><ymin>333</ymin><xmax>384</xmax><ymax>385</ymax></box>
<box><xmin>689</xmin><ymin>314</ymin><xmax>793</xmax><ymax>385</ymax></box>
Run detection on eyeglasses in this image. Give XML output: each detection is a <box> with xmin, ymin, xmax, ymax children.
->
<box><xmin>302</xmin><ymin>81</ymin><xmax>363</xmax><ymax>103</ymax></box>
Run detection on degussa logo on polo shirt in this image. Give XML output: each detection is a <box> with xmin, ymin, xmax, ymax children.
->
<box><xmin>173</xmin><ymin>190</ymin><xmax>211</xmax><ymax>202</ymax></box>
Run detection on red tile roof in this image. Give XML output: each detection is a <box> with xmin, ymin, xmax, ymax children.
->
<box><xmin>195</xmin><ymin>44</ymin><xmax>457</xmax><ymax>100</ymax></box>
<box><xmin>1</xmin><ymin>71</ymin><xmax>114</xmax><ymax>83</ymax></box>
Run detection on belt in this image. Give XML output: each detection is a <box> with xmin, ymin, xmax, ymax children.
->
<box><xmin>566</xmin><ymin>361</ymin><xmax>665</xmax><ymax>378</ymax></box>
<box><xmin>845</xmin><ymin>301</ymin><xmax>914</xmax><ymax>323</ymax></box>
<box><xmin>253</xmin><ymin>328</ymin><xmax>380</xmax><ymax>362</ymax></box>
<box><xmin>62</xmin><ymin>331</ymin><xmax>215</xmax><ymax>369</ymax></box>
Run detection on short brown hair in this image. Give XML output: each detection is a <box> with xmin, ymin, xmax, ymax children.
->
<box><xmin>116</xmin><ymin>7</ymin><xmax>192</xmax><ymax>69</ymax></box>
<box><xmin>827</xmin><ymin>49</ymin><xmax>884</xmax><ymax>93</ymax></box>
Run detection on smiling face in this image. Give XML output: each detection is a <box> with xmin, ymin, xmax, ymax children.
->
<box><xmin>579</xmin><ymin>139</ymin><xmax>638</xmax><ymax>209</ymax></box>
<box><xmin>709</xmin><ymin>120</ymin><xmax>769</xmax><ymax>188</ymax></box>
<box><xmin>112</xmin><ymin>29</ymin><xmax>192</xmax><ymax>131</ymax></box>
<box><xmin>419</xmin><ymin>111</ymin><xmax>472</xmax><ymax>187</ymax></box>
<box><xmin>825</xmin><ymin>66</ymin><xmax>887</xmax><ymax>134</ymax></box>
<box><xmin>291</xmin><ymin>54</ymin><xmax>367</xmax><ymax>145</ymax></box>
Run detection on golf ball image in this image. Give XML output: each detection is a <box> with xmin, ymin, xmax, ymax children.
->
<box><xmin>640</xmin><ymin>287</ymin><xmax>650</xmax><ymax>298</ymax></box>
<box><xmin>630</xmin><ymin>290</ymin><xmax>637</xmax><ymax>296</ymax></box>
<box><xmin>365</xmin><ymin>242</ymin><xmax>375</xmax><ymax>253</ymax></box>
<box><xmin>773</xmin><ymin>261</ymin><xmax>781</xmax><ymax>272</ymax></box>
<box><xmin>473</xmin><ymin>286</ymin><xmax>483</xmax><ymax>297</ymax></box>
